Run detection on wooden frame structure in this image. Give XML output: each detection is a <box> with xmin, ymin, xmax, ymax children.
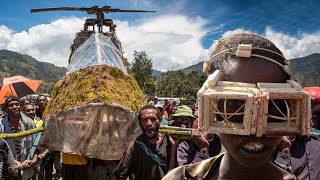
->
<box><xmin>198</xmin><ymin>70</ymin><xmax>311</xmax><ymax>137</ymax></box>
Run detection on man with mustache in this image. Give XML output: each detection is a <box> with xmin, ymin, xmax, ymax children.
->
<box><xmin>163</xmin><ymin>33</ymin><xmax>302</xmax><ymax>179</ymax></box>
<box><xmin>112</xmin><ymin>105</ymin><xmax>180</xmax><ymax>180</ymax></box>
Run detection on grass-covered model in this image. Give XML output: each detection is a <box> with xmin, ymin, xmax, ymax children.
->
<box><xmin>32</xmin><ymin>6</ymin><xmax>155</xmax><ymax>159</ymax></box>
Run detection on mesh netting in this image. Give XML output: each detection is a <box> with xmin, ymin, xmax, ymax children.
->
<box><xmin>40</xmin><ymin>103</ymin><xmax>142</xmax><ymax>160</ymax></box>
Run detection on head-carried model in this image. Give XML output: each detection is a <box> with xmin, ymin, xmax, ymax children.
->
<box><xmin>198</xmin><ymin>33</ymin><xmax>310</xmax><ymax>137</ymax></box>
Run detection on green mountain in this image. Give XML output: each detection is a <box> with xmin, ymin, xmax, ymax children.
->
<box><xmin>290</xmin><ymin>53</ymin><xmax>320</xmax><ymax>87</ymax></box>
<box><xmin>0</xmin><ymin>49</ymin><xmax>67</xmax><ymax>93</ymax></box>
<box><xmin>152</xmin><ymin>69</ymin><xmax>162</xmax><ymax>77</ymax></box>
<box><xmin>1</xmin><ymin>49</ymin><xmax>319</xmax><ymax>97</ymax></box>
<box><xmin>182</xmin><ymin>61</ymin><xmax>203</xmax><ymax>74</ymax></box>
<box><xmin>181</xmin><ymin>53</ymin><xmax>320</xmax><ymax>87</ymax></box>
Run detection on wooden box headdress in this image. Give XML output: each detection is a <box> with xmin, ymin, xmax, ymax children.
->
<box><xmin>198</xmin><ymin>43</ymin><xmax>311</xmax><ymax>137</ymax></box>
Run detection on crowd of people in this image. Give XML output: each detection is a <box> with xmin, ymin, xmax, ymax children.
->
<box><xmin>0</xmin><ymin>33</ymin><xmax>320</xmax><ymax>180</ymax></box>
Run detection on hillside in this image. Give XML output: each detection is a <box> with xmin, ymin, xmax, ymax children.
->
<box><xmin>152</xmin><ymin>69</ymin><xmax>162</xmax><ymax>77</ymax></box>
<box><xmin>290</xmin><ymin>53</ymin><xmax>320</xmax><ymax>86</ymax></box>
<box><xmin>181</xmin><ymin>53</ymin><xmax>320</xmax><ymax>87</ymax></box>
<box><xmin>182</xmin><ymin>61</ymin><xmax>203</xmax><ymax>74</ymax></box>
<box><xmin>1</xmin><ymin>49</ymin><xmax>319</xmax><ymax>95</ymax></box>
<box><xmin>0</xmin><ymin>49</ymin><xmax>67</xmax><ymax>93</ymax></box>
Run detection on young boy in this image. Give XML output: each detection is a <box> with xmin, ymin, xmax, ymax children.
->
<box><xmin>163</xmin><ymin>33</ymin><xmax>308</xmax><ymax>180</ymax></box>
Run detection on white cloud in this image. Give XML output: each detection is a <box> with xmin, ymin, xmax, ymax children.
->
<box><xmin>0</xmin><ymin>25</ymin><xmax>15</xmax><ymax>49</ymax></box>
<box><xmin>264</xmin><ymin>27</ymin><xmax>320</xmax><ymax>59</ymax></box>
<box><xmin>116</xmin><ymin>15</ymin><xmax>209</xmax><ymax>71</ymax></box>
<box><xmin>0</xmin><ymin>17</ymin><xmax>83</xmax><ymax>67</ymax></box>
<box><xmin>0</xmin><ymin>16</ymin><xmax>319</xmax><ymax>71</ymax></box>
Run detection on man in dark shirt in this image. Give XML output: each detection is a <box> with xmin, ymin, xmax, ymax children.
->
<box><xmin>171</xmin><ymin>105</ymin><xmax>221</xmax><ymax>166</ymax></box>
<box><xmin>290</xmin><ymin>135</ymin><xmax>320</xmax><ymax>180</ymax></box>
<box><xmin>112</xmin><ymin>105</ymin><xmax>180</xmax><ymax>180</ymax></box>
<box><xmin>272</xmin><ymin>105</ymin><xmax>320</xmax><ymax>180</ymax></box>
<box><xmin>34</xmin><ymin>94</ymin><xmax>62</xmax><ymax>180</ymax></box>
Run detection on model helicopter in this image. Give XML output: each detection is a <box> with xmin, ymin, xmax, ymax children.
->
<box><xmin>31</xmin><ymin>5</ymin><xmax>156</xmax><ymax>64</ymax></box>
<box><xmin>31</xmin><ymin>6</ymin><xmax>156</xmax><ymax>33</ymax></box>
<box><xmin>30</xmin><ymin>6</ymin><xmax>155</xmax><ymax>160</ymax></box>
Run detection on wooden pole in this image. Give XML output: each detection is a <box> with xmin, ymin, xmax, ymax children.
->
<box><xmin>0</xmin><ymin>127</ymin><xmax>44</xmax><ymax>139</ymax></box>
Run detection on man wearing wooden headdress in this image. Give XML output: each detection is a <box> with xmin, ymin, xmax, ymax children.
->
<box><xmin>163</xmin><ymin>33</ymin><xmax>310</xmax><ymax>180</ymax></box>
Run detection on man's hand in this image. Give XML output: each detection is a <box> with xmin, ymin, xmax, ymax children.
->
<box><xmin>17</xmin><ymin>160</ymin><xmax>32</xmax><ymax>170</ymax></box>
<box><xmin>168</xmin><ymin>134</ymin><xmax>181</xmax><ymax>148</ymax></box>
<box><xmin>27</xmin><ymin>158</ymin><xmax>38</xmax><ymax>167</ymax></box>
<box><xmin>167</xmin><ymin>134</ymin><xmax>181</xmax><ymax>170</ymax></box>
<box><xmin>191</xmin><ymin>129</ymin><xmax>209</xmax><ymax>153</ymax></box>
<box><xmin>279</xmin><ymin>136</ymin><xmax>291</xmax><ymax>154</ymax></box>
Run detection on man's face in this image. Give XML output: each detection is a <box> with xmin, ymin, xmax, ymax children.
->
<box><xmin>139</xmin><ymin>109</ymin><xmax>160</xmax><ymax>140</ymax></box>
<box><xmin>24</xmin><ymin>104</ymin><xmax>36</xmax><ymax>119</ymax></box>
<box><xmin>175</xmin><ymin>116</ymin><xmax>194</xmax><ymax>128</ymax></box>
<box><xmin>7</xmin><ymin>100</ymin><xmax>21</xmax><ymax>117</ymax></box>
<box><xmin>37</xmin><ymin>96</ymin><xmax>48</xmax><ymax>110</ymax></box>
<box><xmin>217</xmin><ymin>57</ymin><xmax>287</xmax><ymax>168</ymax></box>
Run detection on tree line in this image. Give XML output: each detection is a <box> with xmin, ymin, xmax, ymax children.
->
<box><xmin>126</xmin><ymin>51</ymin><xmax>206</xmax><ymax>99</ymax></box>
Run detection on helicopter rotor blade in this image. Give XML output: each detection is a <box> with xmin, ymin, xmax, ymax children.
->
<box><xmin>31</xmin><ymin>7</ymin><xmax>91</xmax><ymax>13</ymax></box>
<box><xmin>31</xmin><ymin>6</ymin><xmax>156</xmax><ymax>14</ymax></box>
<box><xmin>104</xmin><ymin>9</ymin><xmax>157</xmax><ymax>13</ymax></box>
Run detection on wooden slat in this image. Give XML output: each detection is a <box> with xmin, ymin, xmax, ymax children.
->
<box><xmin>267</xmin><ymin>92</ymin><xmax>306</xmax><ymax>99</ymax></box>
<box><xmin>243</xmin><ymin>95</ymin><xmax>253</xmax><ymax>135</ymax></box>
<box><xmin>217</xmin><ymin>81</ymin><xmax>256</xmax><ymax>88</ymax></box>
<box><xmin>257</xmin><ymin>83</ymin><xmax>291</xmax><ymax>88</ymax></box>
<box><xmin>203</xmin><ymin>94</ymin><xmax>210</xmax><ymax>131</ymax></box>
<box><xmin>286</xmin><ymin>80</ymin><xmax>302</xmax><ymax>90</ymax></box>
<box><xmin>207</xmin><ymin>92</ymin><xmax>250</xmax><ymax>99</ymax></box>
<box><xmin>197</xmin><ymin>95</ymin><xmax>204</xmax><ymax>129</ymax></box>
<box><xmin>208</xmin><ymin>125</ymin><xmax>245</xmax><ymax>135</ymax></box>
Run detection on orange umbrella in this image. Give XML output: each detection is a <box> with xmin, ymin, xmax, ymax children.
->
<box><xmin>0</xmin><ymin>76</ymin><xmax>43</xmax><ymax>104</ymax></box>
<box><xmin>303</xmin><ymin>87</ymin><xmax>320</xmax><ymax>99</ymax></box>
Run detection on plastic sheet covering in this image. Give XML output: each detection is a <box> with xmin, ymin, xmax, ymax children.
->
<box><xmin>66</xmin><ymin>33</ymin><xmax>127</xmax><ymax>75</ymax></box>
<box><xmin>39</xmin><ymin>102</ymin><xmax>142</xmax><ymax>160</ymax></box>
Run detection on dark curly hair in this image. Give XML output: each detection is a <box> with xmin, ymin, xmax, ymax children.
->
<box><xmin>137</xmin><ymin>105</ymin><xmax>161</xmax><ymax>122</ymax></box>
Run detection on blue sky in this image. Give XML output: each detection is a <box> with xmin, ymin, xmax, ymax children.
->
<box><xmin>0</xmin><ymin>0</ymin><xmax>319</xmax><ymax>70</ymax></box>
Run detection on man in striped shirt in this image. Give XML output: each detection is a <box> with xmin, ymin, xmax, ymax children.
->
<box><xmin>0</xmin><ymin>96</ymin><xmax>39</xmax><ymax>179</ymax></box>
